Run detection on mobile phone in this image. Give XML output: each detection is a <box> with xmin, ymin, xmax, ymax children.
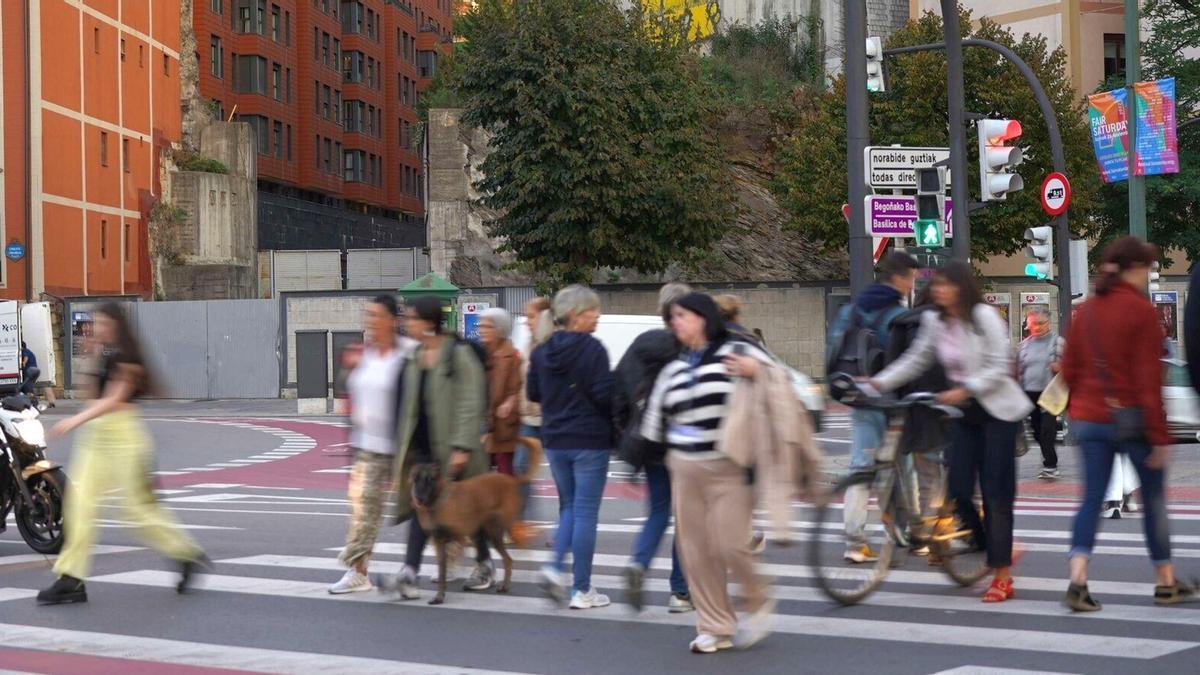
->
<box><xmin>732</xmin><ymin>342</ymin><xmax>747</xmax><ymax>356</ymax></box>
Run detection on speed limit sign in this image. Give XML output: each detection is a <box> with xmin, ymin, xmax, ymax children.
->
<box><xmin>1040</xmin><ymin>172</ymin><xmax>1071</xmax><ymax>216</ymax></box>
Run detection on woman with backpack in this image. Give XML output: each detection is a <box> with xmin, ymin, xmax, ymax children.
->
<box><xmin>871</xmin><ymin>261</ymin><xmax>1032</xmax><ymax>603</ymax></box>
<box><xmin>382</xmin><ymin>296</ymin><xmax>490</xmax><ymax>601</ymax></box>
<box><xmin>615</xmin><ymin>283</ymin><xmax>693</xmax><ymax>614</ymax></box>
<box><xmin>528</xmin><ymin>285</ymin><xmax>615</xmax><ymax>610</ymax></box>
<box><xmin>1060</xmin><ymin>237</ymin><xmax>1197</xmax><ymax>610</ymax></box>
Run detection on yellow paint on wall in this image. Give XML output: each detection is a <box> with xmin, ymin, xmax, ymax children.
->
<box><xmin>644</xmin><ymin>0</ymin><xmax>720</xmax><ymax>41</ymax></box>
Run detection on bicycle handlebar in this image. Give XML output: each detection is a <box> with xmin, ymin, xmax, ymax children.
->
<box><xmin>829</xmin><ymin>373</ymin><xmax>963</xmax><ymax>418</ymax></box>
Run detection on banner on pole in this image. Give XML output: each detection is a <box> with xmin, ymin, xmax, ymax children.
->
<box><xmin>1133</xmin><ymin>77</ymin><xmax>1179</xmax><ymax>177</ymax></box>
<box><xmin>1087</xmin><ymin>78</ymin><xmax>1179</xmax><ymax>183</ymax></box>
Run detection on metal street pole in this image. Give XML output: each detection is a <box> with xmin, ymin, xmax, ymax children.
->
<box><xmin>1126</xmin><ymin>0</ymin><xmax>1146</xmax><ymax>238</ymax></box>
<box><xmin>942</xmin><ymin>0</ymin><xmax>970</xmax><ymax>261</ymax></box>
<box><xmin>845</xmin><ymin>0</ymin><xmax>874</xmax><ymax>297</ymax></box>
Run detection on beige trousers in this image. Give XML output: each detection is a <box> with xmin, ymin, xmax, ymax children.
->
<box><xmin>668</xmin><ymin>453</ymin><xmax>769</xmax><ymax>638</ymax></box>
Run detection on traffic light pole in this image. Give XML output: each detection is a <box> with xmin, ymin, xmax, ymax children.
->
<box><xmin>1125</xmin><ymin>0</ymin><xmax>1146</xmax><ymax>238</ymax></box>
<box><xmin>845</xmin><ymin>0</ymin><xmax>874</xmax><ymax>297</ymax></box>
<box><xmin>941</xmin><ymin>1</ymin><xmax>970</xmax><ymax>262</ymax></box>
<box><xmin>884</xmin><ymin>38</ymin><xmax>1074</xmax><ymax>330</ymax></box>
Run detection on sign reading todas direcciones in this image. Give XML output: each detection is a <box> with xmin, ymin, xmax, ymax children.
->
<box><xmin>1087</xmin><ymin>78</ymin><xmax>1179</xmax><ymax>183</ymax></box>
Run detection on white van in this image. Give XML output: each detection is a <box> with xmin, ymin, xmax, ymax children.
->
<box><xmin>512</xmin><ymin>314</ymin><xmax>826</xmax><ymax>430</ymax></box>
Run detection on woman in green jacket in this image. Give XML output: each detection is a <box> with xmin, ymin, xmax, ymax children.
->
<box><xmin>382</xmin><ymin>296</ymin><xmax>490</xmax><ymax>600</ymax></box>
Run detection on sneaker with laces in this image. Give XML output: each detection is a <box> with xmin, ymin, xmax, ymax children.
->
<box><xmin>329</xmin><ymin>569</ymin><xmax>373</xmax><ymax>594</ymax></box>
<box><xmin>1038</xmin><ymin>467</ymin><xmax>1060</xmax><ymax>481</ymax></box>
<box><xmin>36</xmin><ymin>575</ymin><xmax>87</xmax><ymax>606</ymax></box>
<box><xmin>539</xmin><ymin>565</ymin><xmax>568</xmax><ymax>607</ymax></box>
<box><xmin>464</xmin><ymin>561</ymin><xmax>494</xmax><ymax>591</ymax></box>
<box><xmin>1102</xmin><ymin>501</ymin><xmax>1122</xmax><ymax>520</ymax></box>
<box><xmin>843</xmin><ymin>545</ymin><xmax>879</xmax><ymax>564</ymax></box>
<box><xmin>669</xmin><ymin>592</ymin><xmax>695</xmax><ymax>614</ymax></box>
<box><xmin>690</xmin><ymin>634</ymin><xmax>733</xmax><ymax>654</ymax></box>
<box><xmin>569</xmin><ymin>587</ymin><xmax>611</xmax><ymax>610</ymax></box>
<box><xmin>733</xmin><ymin>598</ymin><xmax>776</xmax><ymax>649</ymax></box>
<box><xmin>377</xmin><ymin>567</ymin><xmax>421</xmax><ymax>600</ymax></box>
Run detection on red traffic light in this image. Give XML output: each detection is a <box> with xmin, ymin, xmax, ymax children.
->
<box><xmin>983</xmin><ymin>119</ymin><xmax>1022</xmax><ymax>145</ymax></box>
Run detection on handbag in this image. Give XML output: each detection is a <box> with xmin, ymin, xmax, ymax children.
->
<box><xmin>616</xmin><ymin>397</ymin><xmax>666</xmax><ymax>469</ymax></box>
<box><xmin>1086</xmin><ymin>305</ymin><xmax>1145</xmax><ymax>443</ymax></box>
<box><xmin>1037</xmin><ymin>373</ymin><xmax>1069</xmax><ymax>416</ymax></box>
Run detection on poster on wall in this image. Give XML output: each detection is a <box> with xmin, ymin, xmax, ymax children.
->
<box><xmin>1019</xmin><ymin>292</ymin><xmax>1051</xmax><ymax>340</ymax></box>
<box><xmin>1133</xmin><ymin>78</ymin><xmax>1180</xmax><ymax>177</ymax></box>
<box><xmin>983</xmin><ymin>293</ymin><xmax>1012</xmax><ymax>332</ymax></box>
<box><xmin>0</xmin><ymin>301</ymin><xmax>20</xmax><ymax>386</ymax></box>
<box><xmin>460</xmin><ymin>302</ymin><xmax>491</xmax><ymax>342</ymax></box>
<box><xmin>1152</xmin><ymin>291</ymin><xmax>1179</xmax><ymax>341</ymax></box>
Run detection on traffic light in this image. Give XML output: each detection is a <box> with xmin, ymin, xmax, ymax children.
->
<box><xmin>1150</xmin><ymin>261</ymin><xmax>1161</xmax><ymax>292</ymax></box>
<box><xmin>866</xmin><ymin>37</ymin><xmax>886</xmax><ymax>93</ymax></box>
<box><xmin>914</xmin><ymin>167</ymin><xmax>946</xmax><ymax>248</ymax></box>
<box><xmin>978</xmin><ymin>119</ymin><xmax>1024</xmax><ymax>201</ymax></box>
<box><xmin>1069</xmin><ymin>238</ymin><xmax>1089</xmax><ymax>299</ymax></box>
<box><xmin>1024</xmin><ymin>226</ymin><xmax>1054</xmax><ymax>280</ymax></box>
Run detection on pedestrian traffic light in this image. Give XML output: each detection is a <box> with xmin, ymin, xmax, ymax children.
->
<box><xmin>1024</xmin><ymin>225</ymin><xmax>1054</xmax><ymax>280</ymax></box>
<box><xmin>866</xmin><ymin>37</ymin><xmax>886</xmax><ymax>93</ymax></box>
<box><xmin>914</xmin><ymin>167</ymin><xmax>946</xmax><ymax>249</ymax></box>
<box><xmin>1150</xmin><ymin>261</ymin><xmax>1161</xmax><ymax>292</ymax></box>
<box><xmin>978</xmin><ymin>119</ymin><xmax>1024</xmax><ymax>201</ymax></box>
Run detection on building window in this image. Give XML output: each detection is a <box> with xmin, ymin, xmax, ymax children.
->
<box><xmin>286</xmin><ymin>68</ymin><xmax>292</xmax><ymax>102</ymax></box>
<box><xmin>1104</xmin><ymin>33</ymin><xmax>1126</xmax><ymax>80</ymax></box>
<box><xmin>272</xmin><ymin>63</ymin><xmax>281</xmax><ymax>100</ymax></box>
<box><xmin>322</xmin><ymin>32</ymin><xmax>331</xmax><ymax>65</ymax></box>
<box><xmin>94</xmin><ymin>27</ymin><xmax>100</xmax><ymax>53</ymax></box>
<box><xmin>343</xmin><ymin>100</ymin><xmax>363</xmax><ymax>132</ymax></box>
<box><xmin>333</xmin><ymin>38</ymin><xmax>341</xmax><ymax>68</ymax></box>
<box><xmin>324</xmin><ymin>138</ymin><xmax>333</xmax><ymax>173</ymax></box>
<box><xmin>101</xmin><ymin>220</ymin><xmax>108</xmax><ymax>259</ymax></box>
<box><xmin>211</xmin><ymin>36</ymin><xmax>223</xmax><ymax>78</ymax></box>
<box><xmin>315</xmin><ymin>135</ymin><xmax>321</xmax><ymax>171</ymax></box>
<box><xmin>271</xmin><ymin>4</ymin><xmax>280</xmax><ymax>42</ymax></box>
<box><xmin>313</xmin><ymin>27</ymin><xmax>319</xmax><ymax>61</ymax></box>
<box><xmin>120</xmin><ymin>39</ymin><xmax>126</xmax><ymax>61</ymax></box>
<box><xmin>238</xmin><ymin>115</ymin><xmax>270</xmax><ymax>154</ymax></box>
<box><xmin>323</xmin><ymin>84</ymin><xmax>332</xmax><ymax>119</ymax></box>
<box><xmin>286</xmin><ymin>124</ymin><xmax>293</xmax><ymax>160</ymax></box>
<box><xmin>341</xmin><ymin>1</ymin><xmax>364</xmax><ymax>34</ymax></box>
<box><xmin>236</xmin><ymin>55</ymin><xmax>267</xmax><ymax>94</ymax></box>
<box><xmin>212</xmin><ymin>0</ymin><xmax>223</xmax><ymax>13</ymax></box>
<box><xmin>417</xmin><ymin>50</ymin><xmax>436</xmax><ymax>78</ymax></box>
<box><xmin>274</xmin><ymin>121</ymin><xmax>283</xmax><ymax>159</ymax></box>
<box><xmin>402</xmin><ymin>76</ymin><xmax>410</xmax><ymax>105</ymax></box>
<box><xmin>334</xmin><ymin>89</ymin><xmax>342</xmax><ymax>124</ymax></box>
<box><xmin>100</xmin><ymin>132</ymin><xmax>108</xmax><ymax>166</ymax></box>
<box><xmin>163</xmin><ymin>54</ymin><xmax>170</xmax><ymax>76</ymax></box>
<box><xmin>313</xmin><ymin>80</ymin><xmax>320</xmax><ymax>115</ymax></box>
<box><xmin>122</xmin><ymin>138</ymin><xmax>130</xmax><ymax>173</ymax></box>
<box><xmin>344</xmin><ymin>149</ymin><xmax>365</xmax><ymax>182</ymax></box>
<box><xmin>285</xmin><ymin>11</ymin><xmax>291</xmax><ymax>46</ymax></box>
<box><xmin>138</xmin><ymin>44</ymin><xmax>144</xmax><ymax>67</ymax></box>
<box><xmin>124</xmin><ymin>223</ymin><xmax>131</xmax><ymax>262</ymax></box>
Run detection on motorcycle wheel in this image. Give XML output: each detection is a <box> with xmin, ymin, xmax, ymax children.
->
<box><xmin>17</xmin><ymin>468</ymin><xmax>67</xmax><ymax>554</ymax></box>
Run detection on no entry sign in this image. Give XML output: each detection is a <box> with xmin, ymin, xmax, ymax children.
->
<box><xmin>1041</xmin><ymin>172</ymin><xmax>1071</xmax><ymax>216</ymax></box>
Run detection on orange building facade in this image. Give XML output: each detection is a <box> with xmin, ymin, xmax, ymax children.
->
<box><xmin>1</xmin><ymin>0</ymin><xmax>181</xmax><ymax>300</ymax></box>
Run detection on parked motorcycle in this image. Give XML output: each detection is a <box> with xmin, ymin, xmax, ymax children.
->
<box><xmin>0</xmin><ymin>390</ymin><xmax>66</xmax><ymax>554</ymax></box>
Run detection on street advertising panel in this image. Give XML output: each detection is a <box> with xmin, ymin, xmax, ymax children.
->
<box><xmin>461</xmin><ymin>302</ymin><xmax>491</xmax><ymax>342</ymax></box>
<box><xmin>0</xmin><ymin>301</ymin><xmax>19</xmax><ymax>386</ymax></box>
<box><xmin>1152</xmin><ymin>291</ymin><xmax>1179</xmax><ymax>341</ymax></box>
<box><xmin>1088</xmin><ymin>87</ymin><xmax>1131</xmax><ymax>183</ymax></box>
<box><xmin>1088</xmin><ymin>78</ymin><xmax>1179</xmax><ymax>183</ymax></box>
<box><xmin>1019</xmin><ymin>292</ymin><xmax>1051</xmax><ymax>340</ymax></box>
<box><xmin>983</xmin><ymin>292</ymin><xmax>1012</xmax><ymax>334</ymax></box>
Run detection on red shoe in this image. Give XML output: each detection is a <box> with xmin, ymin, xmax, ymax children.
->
<box><xmin>982</xmin><ymin>577</ymin><xmax>1014</xmax><ymax>603</ymax></box>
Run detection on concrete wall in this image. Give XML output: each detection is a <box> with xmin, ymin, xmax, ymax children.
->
<box><xmin>283</xmin><ymin>294</ymin><xmax>377</xmax><ymax>392</ymax></box>
<box><xmin>162</xmin><ymin>264</ymin><xmax>257</xmax><ymax>301</ymax></box>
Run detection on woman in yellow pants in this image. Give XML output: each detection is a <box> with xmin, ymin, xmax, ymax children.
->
<box><xmin>38</xmin><ymin>303</ymin><xmax>208</xmax><ymax>606</ymax></box>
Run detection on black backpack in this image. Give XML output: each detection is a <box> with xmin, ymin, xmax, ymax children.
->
<box><xmin>826</xmin><ymin>304</ymin><xmax>901</xmax><ymax>404</ymax></box>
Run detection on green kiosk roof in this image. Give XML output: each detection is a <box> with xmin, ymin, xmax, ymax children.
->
<box><xmin>399</xmin><ymin>272</ymin><xmax>459</xmax><ymax>300</ymax></box>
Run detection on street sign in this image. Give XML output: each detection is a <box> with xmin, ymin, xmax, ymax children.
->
<box><xmin>865</xmin><ymin>195</ymin><xmax>953</xmax><ymax>237</ymax></box>
<box><xmin>4</xmin><ymin>242</ymin><xmax>24</xmax><ymax>262</ymax></box>
<box><xmin>1040</xmin><ymin>172</ymin><xmax>1071</xmax><ymax>215</ymax></box>
<box><xmin>865</xmin><ymin>146</ymin><xmax>951</xmax><ymax>188</ymax></box>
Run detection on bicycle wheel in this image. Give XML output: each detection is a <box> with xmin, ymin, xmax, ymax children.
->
<box><xmin>930</xmin><ymin>501</ymin><xmax>990</xmax><ymax>587</ymax></box>
<box><xmin>808</xmin><ymin>468</ymin><xmax>897</xmax><ymax>605</ymax></box>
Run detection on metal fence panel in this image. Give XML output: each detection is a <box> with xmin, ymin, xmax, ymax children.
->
<box><xmin>134</xmin><ymin>301</ymin><xmax>210</xmax><ymax>399</ymax></box>
<box><xmin>206</xmin><ymin>299</ymin><xmax>281</xmax><ymax>398</ymax></box>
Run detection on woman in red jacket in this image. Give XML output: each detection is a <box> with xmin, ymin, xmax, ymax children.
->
<box><xmin>1061</xmin><ymin>236</ymin><xmax>1197</xmax><ymax>611</ymax></box>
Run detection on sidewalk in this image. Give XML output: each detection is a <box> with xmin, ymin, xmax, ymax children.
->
<box><xmin>39</xmin><ymin>398</ymin><xmax>331</xmax><ymax>419</ymax></box>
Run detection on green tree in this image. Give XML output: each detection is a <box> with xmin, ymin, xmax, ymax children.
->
<box><xmin>771</xmin><ymin>8</ymin><xmax>1101</xmax><ymax>262</ymax></box>
<box><xmin>1091</xmin><ymin>0</ymin><xmax>1200</xmax><ymax>266</ymax></box>
<box><xmin>448</xmin><ymin>0</ymin><xmax>732</xmax><ymax>286</ymax></box>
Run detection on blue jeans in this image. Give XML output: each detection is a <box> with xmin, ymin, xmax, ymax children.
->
<box><xmin>845</xmin><ymin>408</ymin><xmax>886</xmax><ymax>548</ymax></box>
<box><xmin>1069</xmin><ymin>420</ymin><xmax>1171</xmax><ymax>566</ymax></box>
<box><xmin>547</xmin><ymin>448</ymin><xmax>610</xmax><ymax>592</ymax></box>
<box><xmin>632</xmin><ymin>462</ymin><xmax>688</xmax><ymax>595</ymax></box>
<box><xmin>514</xmin><ymin>424</ymin><xmax>540</xmax><ymax>519</ymax></box>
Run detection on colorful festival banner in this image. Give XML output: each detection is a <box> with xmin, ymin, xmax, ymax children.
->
<box><xmin>1087</xmin><ymin>88</ymin><xmax>1130</xmax><ymax>183</ymax></box>
<box><xmin>1134</xmin><ymin>77</ymin><xmax>1180</xmax><ymax>177</ymax></box>
<box><xmin>1087</xmin><ymin>78</ymin><xmax>1179</xmax><ymax>183</ymax></box>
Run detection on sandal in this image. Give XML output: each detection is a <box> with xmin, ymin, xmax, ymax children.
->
<box><xmin>1063</xmin><ymin>582</ymin><xmax>1101</xmax><ymax>612</ymax></box>
<box><xmin>982</xmin><ymin>577</ymin><xmax>1014</xmax><ymax>603</ymax></box>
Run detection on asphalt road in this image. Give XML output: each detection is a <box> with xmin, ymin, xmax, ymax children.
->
<box><xmin>1</xmin><ymin>410</ymin><xmax>1198</xmax><ymax>674</ymax></box>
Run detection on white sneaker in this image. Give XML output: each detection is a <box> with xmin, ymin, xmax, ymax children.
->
<box><xmin>843</xmin><ymin>545</ymin><xmax>880</xmax><ymax>564</ymax></box>
<box><xmin>569</xmin><ymin>587</ymin><xmax>611</xmax><ymax>610</ymax></box>
<box><xmin>690</xmin><ymin>634</ymin><xmax>733</xmax><ymax>654</ymax></box>
<box><xmin>733</xmin><ymin>598</ymin><xmax>776</xmax><ymax>649</ymax></box>
<box><xmin>328</xmin><ymin>569</ymin><xmax>373</xmax><ymax>595</ymax></box>
<box><xmin>464</xmin><ymin>561</ymin><xmax>494</xmax><ymax>591</ymax></box>
<box><xmin>377</xmin><ymin>566</ymin><xmax>420</xmax><ymax>601</ymax></box>
<box><xmin>668</xmin><ymin>593</ymin><xmax>695</xmax><ymax>614</ymax></box>
<box><xmin>539</xmin><ymin>566</ymin><xmax>568</xmax><ymax>607</ymax></box>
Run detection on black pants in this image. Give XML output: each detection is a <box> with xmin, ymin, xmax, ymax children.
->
<box><xmin>1024</xmin><ymin>391</ymin><xmax>1058</xmax><ymax>469</ymax></box>
<box><xmin>405</xmin><ymin>516</ymin><xmax>491</xmax><ymax>572</ymax></box>
<box><xmin>949</xmin><ymin>403</ymin><xmax>1019</xmax><ymax>569</ymax></box>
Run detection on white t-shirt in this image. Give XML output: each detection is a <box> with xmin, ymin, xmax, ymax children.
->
<box><xmin>347</xmin><ymin>338</ymin><xmax>415</xmax><ymax>454</ymax></box>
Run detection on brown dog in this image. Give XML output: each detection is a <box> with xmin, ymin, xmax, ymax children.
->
<box><xmin>411</xmin><ymin>436</ymin><xmax>543</xmax><ymax>605</ymax></box>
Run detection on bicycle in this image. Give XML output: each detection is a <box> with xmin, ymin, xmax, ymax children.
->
<box><xmin>807</xmin><ymin>374</ymin><xmax>991</xmax><ymax>606</ymax></box>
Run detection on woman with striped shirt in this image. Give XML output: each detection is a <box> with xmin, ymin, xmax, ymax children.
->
<box><xmin>640</xmin><ymin>293</ymin><xmax>775</xmax><ymax>654</ymax></box>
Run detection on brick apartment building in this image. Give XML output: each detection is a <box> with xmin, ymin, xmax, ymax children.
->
<box><xmin>194</xmin><ymin>0</ymin><xmax>451</xmax><ymax>251</ymax></box>
<box><xmin>1</xmin><ymin>0</ymin><xmax>182</xmax><ymax>300</ymax></box>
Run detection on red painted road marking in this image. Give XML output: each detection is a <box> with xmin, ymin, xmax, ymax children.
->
<box><xmin>0</xmin><ymin>648</ymin><xmax>254</xmax><ymax>675</ymax></box>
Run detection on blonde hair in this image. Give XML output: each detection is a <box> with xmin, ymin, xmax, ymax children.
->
<box><xmin>715</xmin><ymin>294</ymin><xmax>743</xmax><ymax>323</ymax></box>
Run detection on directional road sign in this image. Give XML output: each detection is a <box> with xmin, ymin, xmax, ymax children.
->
<box><xmin>865</xmin><ymin>146</ymin><xmax>951</xmax><ymax>189</ymax></box>
<box><xmin>865</xmin><ymin>195</ymin><xmax>953</xmax><ymax>238</ymax></box>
